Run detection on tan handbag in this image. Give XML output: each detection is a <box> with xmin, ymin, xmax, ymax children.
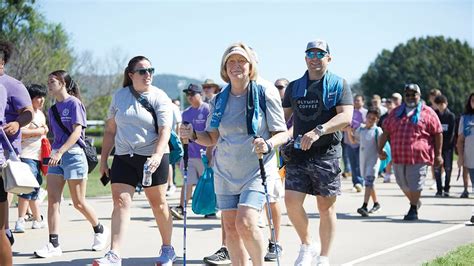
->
<box><xmin>0</xmin><ymin>128</ymin><xmax>40</xmax><ymax>194</ymax></box>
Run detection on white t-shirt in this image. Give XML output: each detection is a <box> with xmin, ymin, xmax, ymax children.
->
<box><xmin>459</xmin><ymin>115</ymin><xmax>474</xmax><ymax>168</ymax></box>
<box><xmin>20</xmin><ymin>109</ymin><xmax>47</xmax><ymax>160</ymax></box>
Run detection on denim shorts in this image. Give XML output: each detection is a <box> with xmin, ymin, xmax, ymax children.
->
<box><xmin>364</xmin><ymin>176</ymin><xmax>376</xmax><ymax>187</ymax></box>
<box><xmin>48</xmin><ymin>146</ymin><xmax>88</xmax><ymax>180</ymax></box>
<box><xmin>19</xmin><ymin>158</ymin><xmax>43</xmax><ymax>200</ymax></box>
<box><xmin>216</xmin><ymin>190</ymin><xmax>266</xmax><ymax>211</ymax></box>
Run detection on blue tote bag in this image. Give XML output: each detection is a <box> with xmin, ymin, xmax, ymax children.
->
<box><xmin>192</xmin><ymin>155</ymin><xmax>217</xmax><ymax>215</ymax></box>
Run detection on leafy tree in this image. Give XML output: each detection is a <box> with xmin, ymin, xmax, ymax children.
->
<box><xmin>359</xmin><ymin>36</ymin><xmax>474</xmax><ymax>115</ymax></box>
<box><xmin>1</xmin><ymin>0</ymin><xmax>73</xmax><ymax>85</ymax></box>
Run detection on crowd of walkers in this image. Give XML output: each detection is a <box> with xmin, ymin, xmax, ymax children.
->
<box><xmin>0</xmin><ymin>38</ymin><xmax>473</xmax><ymax>266</ymax></box>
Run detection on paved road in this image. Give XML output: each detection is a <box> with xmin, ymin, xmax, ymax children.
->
<box><xmin>9</xmin><ymin>167</ymin><xmax>474</xmax><ymax>265</ymax></box>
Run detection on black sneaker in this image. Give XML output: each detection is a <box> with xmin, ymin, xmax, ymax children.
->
<box><xmin>403</xmin><ymin>208</ymin><xmax>418</xmax><ymax>221</ymax></box>
<box><xmin>264</xmin><ymin>240</ymin><xmax>282</xmax><ymax>261</ymax></box>
<box><xmin>460</xmin><ymin>191</ymin><xmax>469</xmax><ymax>198</ymax></box>
<box><xmin>5</xmin><ymin>230</ymin><xmax>14</xmax><ymax>246</ymax></box>
<box><xmin>357</xmin><ymin>207</ymin><xmax>369</xmax><ymax>217</ymax></box>
<box><xmin>24</xmin><ymin>212</ymin><xmax>34</xmax><ymax>222</ymax></box>
<box><xmin>170</xmin><ymin>206</ymin><xmax>184</xmax><ymax>220</ymax></box>
<box><xmin>204</xmin><ymin>213</ymin><xmax>217</xmax><ymax>219</ymax></box>
<box><xmin>435</xmin><ymin>191</ymin><xmax>443</xmax><ymax>197</ymax></box>
<box><xmin>470</xmin><ymin>216</ymin><xmax>474</xmax><ymax>224</ymax></box>
<box><xmin>368</xmin><ymin>203</ymin><xmax>381</xmax><ymax>214</ymax></box>
<box><xmin>203</xmin><ymin>247</ymin><xmax>231</xmax><ymax>265</ymax></box>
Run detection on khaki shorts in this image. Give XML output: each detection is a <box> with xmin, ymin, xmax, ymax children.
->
<box><xmin>393</xmin><ymin>163</ymin><xmax>428</xmax><ymax>192</ymax></box>
<box><xmin>267</xmin><ymin>178</ymin><xmax>284</xmax><ymax>203</ymax></box>
<box><xmin>180</xmin><ymin>158</ymin><xmax>205</xmax><ymax>185</ymax></box>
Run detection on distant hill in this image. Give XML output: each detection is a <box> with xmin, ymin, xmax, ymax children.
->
<box><xmin>153</xmin><ymin>74</ymin><xmax>204</xmax><ymax>100</ymax></box>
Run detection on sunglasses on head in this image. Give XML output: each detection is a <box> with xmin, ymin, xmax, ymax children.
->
<box><xmin>133</xmin><ymin>67</ymin><xmax>155</xmax><ymax>75</ymax></box>
<box><xmin>306</xmin><ymin>51</ymin><xmax>328</xmax><ymax>59</ymax></box>
<box><xmin>275</xmin><ymin>85</ymin><xmax>285</xmax><ymax>90</ymax></box>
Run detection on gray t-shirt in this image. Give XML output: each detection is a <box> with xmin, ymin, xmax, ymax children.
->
<box><xmin>459</xmin><ymin>115</ymin><xmax>474</xmax><ymax>168</ymax></box>
<box><xmin>355</xmin><ymin>125</ymin><xmax>382</xmax><ymax>177</ymax></box>
<box><xmin>206</xmin><ymin>84</ymin><xmax>287</xmax><ymax>195</ymax></box>
<box><xmin>108</xmin><ymin>85</ymin><xmax>173</xmax><ymax>156</ymax></box>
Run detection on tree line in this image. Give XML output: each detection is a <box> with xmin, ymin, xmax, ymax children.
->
<box><xmin>2</xmin><ymin>1</ymin><xmax>473</xmax><ymax>118</ymax></box>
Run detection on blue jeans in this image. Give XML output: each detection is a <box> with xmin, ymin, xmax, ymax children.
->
<box><xmin>346</xmin><ymin>145</ymin><xmax>363</xmax><ymax>186</ymax></box>
<box><xmin>342</xmin><ymin>142</ymin><xmax>352</xmax><ymax>173</ymax></box>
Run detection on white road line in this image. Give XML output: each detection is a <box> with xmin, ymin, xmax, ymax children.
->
<box><xmin>341</xmin><ymin>223</ymin><xmax>467</xmax><ymax>266</ymax></box>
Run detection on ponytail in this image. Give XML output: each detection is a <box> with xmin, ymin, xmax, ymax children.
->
<box><xmin>49</xmin><ymin>70</ymin><xmax>82</xmax><ymax>101</ymax></box>
<box><xmin>123</xmin><ymin>55</ymin><xmax>151</xmax><ymax>88</ymax></box>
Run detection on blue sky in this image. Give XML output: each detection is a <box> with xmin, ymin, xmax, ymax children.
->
<box><xmin>38</xmin><ymin>0</ymin><xmax>472</xmax><ymax>85</ymax></box>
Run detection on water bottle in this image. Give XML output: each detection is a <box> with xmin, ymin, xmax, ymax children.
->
<box><xmin>142</xmin><ymin>161</ymin><xmax>152</xmax><ymax>186</ymax></box>
<box><xmin>294</xmin><ymin>134</ymin><xmax>302</xmax><ymax>149</ymax></box>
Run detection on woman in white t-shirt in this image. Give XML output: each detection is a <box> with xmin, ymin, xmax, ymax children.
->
<box><xmin>457</xmin><ymin>92</ymin><xmax>474</xmax><ymax>196</ymax></box>
<box><xmin>14</xmin><ymin>84</ymin><xmax>48</xmax><ymax>233</ymax></box>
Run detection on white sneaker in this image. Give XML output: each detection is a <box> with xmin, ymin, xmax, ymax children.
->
<box><xmin>14</xmin><ymin>218</ymin><xmax>26</xmax><ymax>233</ymax></box>
<box><xmin>32</xmin><ymin>216</ymin><xmax>46</xmax><ymax>229</ymax></box>
<box><xmin>92</xmin><ymin>226</ymin><xmax>109</xmax><ymax>251</ymax></box>
<box><xmin>294</xmin><ymin>243</ymin><xmax>319</xmax><ymax>266</ymax></box>
<box><xmin>37</xmin><ymin>188</ymin><xmax>48</xmax><ymax>204</ymax></box>
<box><xmin>34</xmin><ymin>243</ymin><xmax>62</xmax><ymax>258</ymax></box>
<box><xmin>93</xmin><ymin>250</ymin><xmax>122</xmax><ymax>266</ymax></box>
<box><xmin>354</xmin><ymin>183</ymin><xmax>363</xmax><ymax>192</ymax></box>
<box><xmin>316</xmin><ymin>255</ymin><xmax>330</xmax><ymax>266</ymax></box>
<box><xmin>166</xmin><ymin>185</ymin><xmax>176</xmax><ymax>197</ymax></box>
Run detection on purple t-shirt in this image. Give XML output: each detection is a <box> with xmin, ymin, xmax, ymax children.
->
<box><xmin>0</xmin><ymin>74</ymin><xmax>32</xmax><ymax>154</ymax></box>
<box><xmin>48</xmin><ymin>96</ymin><xmax>87</xmax><ymax>150</ymax></box>
<box><xmin>182</xmin><ymin>102</ymin><xmax>209</xmax><ymax>158</ymax></box>
<box><xmin>0</xmin><ymin>85</ymin><xmax>7</xmax><ymax>164</ymax></box>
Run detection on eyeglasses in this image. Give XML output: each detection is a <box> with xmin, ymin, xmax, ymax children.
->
<box><xmin>133</xmin><ymin>67</ymin><xmax>155</xmax><ymax>75</ymax></box>
<box><xmin>306</xmin><ymin>51</ymin><xmax>328</xmax><ymax>59</ymax></box>
<box><xmin>405</xmin><ymin>93</ymin><xmax>417</xmax><ymax>98</ymax></box>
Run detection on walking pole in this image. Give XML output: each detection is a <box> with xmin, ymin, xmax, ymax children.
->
<box><xmin>256</xmin><ymin>138</ymin><xmax>281</xmax><ymax>266</ymax></box>
<box><xmin>182</xmin><ymin>122</ymin><xmax>190</xmax><ymax>266</ymax></box>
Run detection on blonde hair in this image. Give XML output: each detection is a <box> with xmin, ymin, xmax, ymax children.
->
<box><xmin>220</xmin><ymin>42</ymin><xmax>258</xmax><ymax>83</ymax></box>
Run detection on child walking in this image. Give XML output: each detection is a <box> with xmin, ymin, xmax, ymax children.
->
<box><xmin>348</xmin><ymin>108</ymin><xmax>383</xmax><ymax>216</ymax></box>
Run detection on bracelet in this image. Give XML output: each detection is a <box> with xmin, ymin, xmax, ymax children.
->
<box><xmin>263</xmin><ymin>139</ymin><xmax>273</xmax><ymax>155</ymax></box>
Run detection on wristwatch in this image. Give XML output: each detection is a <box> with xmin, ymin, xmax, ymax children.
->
<box><xmin>315</xmin><ymin>125</ymin><xmax>326</xmax><ymax>136</ymax></box>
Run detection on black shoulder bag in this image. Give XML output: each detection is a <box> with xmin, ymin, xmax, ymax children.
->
<box><xmin>128</xmin><ymin>86</ymin><xmax>183</xmax><ymax>164</ymax></box>
<box><xmin>51</xmin><ymin>105</ymin><xmax>98</xmax><ymax>173</ymax></box>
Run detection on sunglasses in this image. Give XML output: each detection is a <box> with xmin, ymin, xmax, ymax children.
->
<box><xmin>275</xmin><ymin>85</ymin><xmax>285</xmax><ymax>90</ymax></box>
<box><xmin>405</xmin><ymin>93</ymin><xmax>417</xmax><ymax>97</ymax></box>
<box><xmin>133</xmin><ymin>67</ymin><xmax>155</xmax><ymax>75</ymax></box>
<box><xmin>306</xmin><ymin>51</ymin><xmax>328</xmax><ymax>59</ymax></box>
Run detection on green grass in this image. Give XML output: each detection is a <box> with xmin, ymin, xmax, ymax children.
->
<box><xmin>423</xmin><ymin>243</ymin><xmax>474</xmax><ymax>266</ymax></box>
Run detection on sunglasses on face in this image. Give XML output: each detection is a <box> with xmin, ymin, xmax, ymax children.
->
<box><xmin>405</xmin><ymin>93</ymin><xmax>417</xmax><ymax>97</ymax></box>
<box><xmin>306</xmin><ymin>51</ymin><xmax>328</xmax><ymax>59</ymax></box>
<box><xmin>133</xmin><ymin>67</ymin><xmax>155</xmax><ymax>75</ymax></box>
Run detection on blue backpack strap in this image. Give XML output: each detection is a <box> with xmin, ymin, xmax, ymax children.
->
<box><xmin>257</xmin><ymin>84</ymin><xmax>266</xmax><ymax>116</ymax></box>
<box><xmin>322</xmin><ymin>71</ymin><xmax>344</xmax><ymax>110</ymax></box>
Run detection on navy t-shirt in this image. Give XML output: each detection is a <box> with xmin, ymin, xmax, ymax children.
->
<box><xmin>282</xmin><ymin>75</ymin><xmax>353</xmax><ymax>159</ymax></box>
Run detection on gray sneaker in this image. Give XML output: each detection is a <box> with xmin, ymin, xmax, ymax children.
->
<box><xmin>264</xmin><ymin>240</ymin><xmax>282</xmax><ymax>261</ymax></box>
<box><xmin>203</xmin><ymin>247</ymin><xmax>231</xmax><ymax>265</ymax></box>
